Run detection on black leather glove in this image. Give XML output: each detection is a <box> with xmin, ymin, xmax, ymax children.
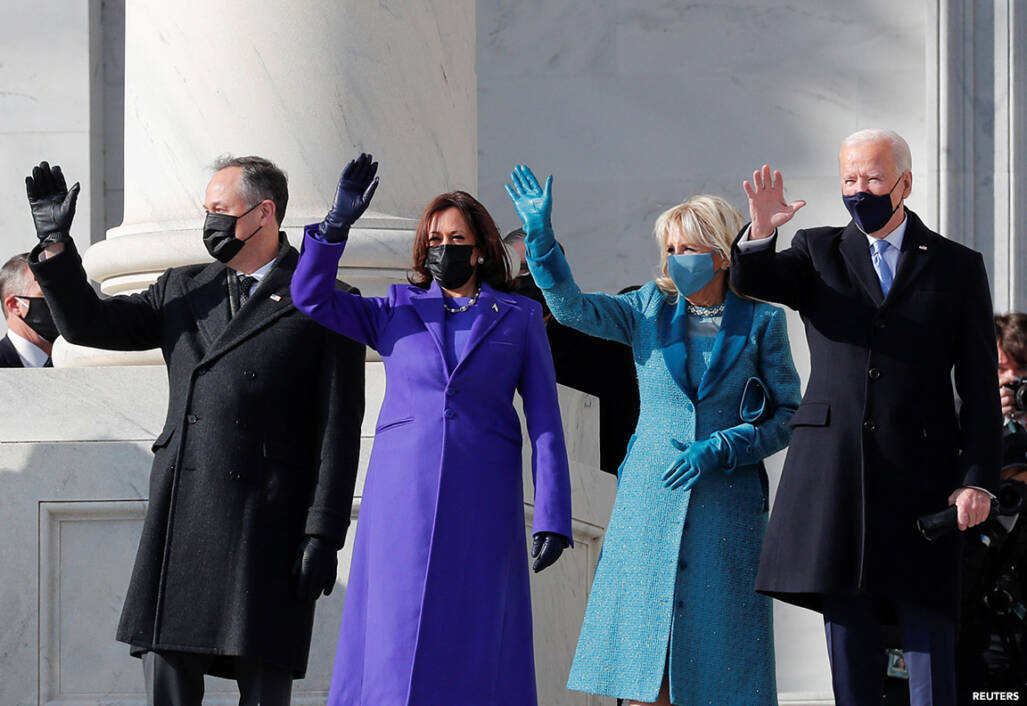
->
<box><xmin>319</xmin><ymin>152</ymin><xmax>380</xmax><ymax>243</ymax></box>
<box><xmin>293</xmin><ymin>535</ymin><xmax>339</xmax><ymax>601</ymax></box>
<box><xmin>531</xmin><ymin>531</ymin><xmax>568</xmax><ymax>573</ymax></box>
<box><xmin>26</xmin><ymin>161</ymin><xmax>80</xmax><ymax>244</ymax></box>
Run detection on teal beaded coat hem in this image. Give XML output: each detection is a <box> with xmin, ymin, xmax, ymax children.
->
<box><xmin>527</xmin><ymin>245</ymin><xmax>801</xmax><ymax>705</ymax></box>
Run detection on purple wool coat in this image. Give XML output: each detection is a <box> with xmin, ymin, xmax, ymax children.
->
<box><xmin>292</xmin><ymin>230</ymin><xmax>573</xmax><ymax>706</ymax></box>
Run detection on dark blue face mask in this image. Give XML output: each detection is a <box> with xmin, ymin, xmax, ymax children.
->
<box><xmin>842</xmin><ymin>175</ymin><xmax>904</xmax><ymax>234</ymax></box>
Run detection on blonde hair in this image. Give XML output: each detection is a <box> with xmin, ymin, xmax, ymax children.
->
<box><xmin>653</xmin><ymin>195</ymin><xmax>744</xmax><ymax>299</ymax></box>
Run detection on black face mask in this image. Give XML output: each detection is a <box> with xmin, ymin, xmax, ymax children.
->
<box><xmin>17</xmin><ymin>296</ymin><xmax>59</xmax><ymax>342</ymax></box>
<box><xmin>842</xmin><ymin>175</ymin><xmax>904</xmax><ymax>234</ymax></box>
<box><xmin>425</xmin><ymin>245</ymin><xmax>476</xmax><ymax>289</ymax></box>
<box><xmin>203</xmin><ymin>201</ymin><xmax>262</xmax><ymax>263</ymax></box>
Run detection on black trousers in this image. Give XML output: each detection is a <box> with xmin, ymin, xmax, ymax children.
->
<box><xmin>142</xmin><ymin>650</ymin><xmax>293</xmax><ymax>706</ymax></box>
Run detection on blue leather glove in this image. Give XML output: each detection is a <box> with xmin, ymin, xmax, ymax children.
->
<box><xmin>504</xmin><ymin>164</ymin><xmax>555</xmax><ymax>258</ymax></box>
<box><xmin>319</xmin><ymin>152</ymin><xmax>380</xmax><ymax>243</ymax></box>
<box><xmin>531</xmin><ymin>531</ymin><xmax>568</xmax><ymax>573</ymax></box>
<box><xmin>662</xmin><ymin>436</ymin><xmax>729</xmax><ymax>490</ymax></box>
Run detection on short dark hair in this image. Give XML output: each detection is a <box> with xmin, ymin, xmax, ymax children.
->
<box><xmin>0</xmin><ymin>252</ymin><xmax>31</xmax><ymax>304</ymax></box>
<box><xmin>211</xmin><ymin>155</ymin><xmax>289</xmax><ymax>225</ymax></box>
<box><xmin>409</xmin><ymin>191</ymin><xmax>512</xmax><ymax>291</ymax></box>
<box><xmin>997</xmin><ymin>313</ymin><xmax>1027</xmax><ymax>368</ymax></box>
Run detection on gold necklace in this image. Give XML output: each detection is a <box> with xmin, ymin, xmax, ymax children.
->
<box><xmin>443</xmin><ymin>286</ymin><xmax>482</xmax><ymax>314</ymax></box>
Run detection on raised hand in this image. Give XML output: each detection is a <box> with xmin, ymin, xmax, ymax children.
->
<box><xmin>25</xmin><ymin>161</ymin><xmax>80</xmax><ymax>244</ymax></box>
<box><xmin>742</xmin><ymin>165</ymin><xmax>806</xmax><ymax>240</ymax></box>
<box><xmin>531</xmin><ymin>531</ymin><xmax>568</xmax><ymax>573</ymax></box>
<box><xmin>319</xmin><ymin>152</ymin><xmax>380</xmax><ymax>243</ymax></box>
<box><xmin>504</xmin><ymin>164</ymin><xmax>555</xmax><ymax>257</ymax></box>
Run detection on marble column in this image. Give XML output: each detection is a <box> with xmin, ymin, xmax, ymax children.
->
<box><xmin>58</xmin><ymin>0</ymin><xmax>478</xmax><ymax>365</ymax></box>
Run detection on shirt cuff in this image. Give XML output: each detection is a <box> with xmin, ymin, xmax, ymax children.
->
<box><xmin>736</xmin><ymin>226</ymin><xmax>777</xmax><ymax>251</ymax></box>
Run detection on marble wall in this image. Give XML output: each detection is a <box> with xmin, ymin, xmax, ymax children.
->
<box><xmin>0</xmin><ymin>365</ymin><xmax>616</xmax><ymax>706</ymax></box>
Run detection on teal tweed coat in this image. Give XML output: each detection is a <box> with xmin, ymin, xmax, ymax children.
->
<box><xmin>527</xmin><ymin>245</ymin><xmax>800</xmax><ymax>705</ymax></box>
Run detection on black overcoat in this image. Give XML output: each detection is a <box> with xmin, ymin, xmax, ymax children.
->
<box><xmin>730</xmin><ymin>209</ymin><xmax>1000</xmax><ymax>618</ymax></box>
<box><xmin>30</xmin><ymin>235</ymin><xmax>365</xmax><ymax>677</ymax></box>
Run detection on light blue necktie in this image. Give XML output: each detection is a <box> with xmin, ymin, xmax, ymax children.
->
<box><xmin>870</xmin><ymin>239</ymin><xmax>893</xmax><ymax>297</ymax></box>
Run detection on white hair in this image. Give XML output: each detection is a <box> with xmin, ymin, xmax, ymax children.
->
<box><xmin>840</xmin><ymin>128</ymin><xmax>912</xmax><ymax>173</ymax></box>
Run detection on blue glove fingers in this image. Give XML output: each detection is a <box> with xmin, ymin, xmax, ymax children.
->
<box><xmin>504</xmin><ymin>182</ymin><xmax>519</xmax><ymax>204</ymax></box>
<box><xmin>542</xmin><ymin>174</ymin><xmax>553</xmax><ymax>203</ymax></box>
<box><xmin>670</xmin><ymin>467</ymin><xmax>700</xmax><ymax>491</ymax></box>
<box><xmin>670</xmin><ymin>438</ymin><xmax>687</xmax><ymax>452</ymax></box>
<box><xmin>518</xmin><ymin>164</ymin><xmax>542</xmax><ymax>193</ymax></box>
<box><xmin>662</xmin><ymin>457</ymin><xmax>688</xmax><ymax>484</ymax></box>
<box><xmin>513</xmin><ymin>165</ymin><xmax>535</xmax><ymax>196</ymax></box>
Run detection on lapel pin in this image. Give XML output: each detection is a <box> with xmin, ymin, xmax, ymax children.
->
<box><xmin>269</xmin><ymin>294</ymin><xmax>282</xmax><ymax>302</ymax></box>
<box><xmin>492</xmin><ymin>303</ymin><xmax>499</xmax><ymax>312</ymax></box>
<box><xmin>918</xmin><ymin>245</ymin><xmax>927</xmax><ymax>251</ymax></box>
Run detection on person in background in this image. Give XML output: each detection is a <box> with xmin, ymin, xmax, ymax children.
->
<box><xmin>997</xmin><ymin>313</ymin><xmax>1027</xmax><ymax>428</ymax></box>
<box><xmin>505</xmin><ymin>228</ymin><xmax>640</xmax><ymax>475</ymax></box>
<box><xmin>291</xmin><ymin>154</ymin><xmax>572</xmax><ymax>706</ymax></box>
<box><xmin>507</xmin><ymin>164</ymin><xmax>800</xmax><ymax>706</ymax></box>
<box><xmin>0</xmin><ymin>252</ymin><xmax>56</xmax><ymax>367</ymax></box>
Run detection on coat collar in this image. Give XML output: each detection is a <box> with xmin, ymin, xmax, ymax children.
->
<box><xmin>697</xmin><ymin>290</ymin><xmax>754</xmax><ymax>400</ymax></box>
<box><xmin>838</xmin><ymin>208</ymin><xmax>935</xmax><ymax>307</ymax></box>
<box><xmin>659</xmin><ymin>288</ymin><xmax>755</xmax><ymax>401</ymax></box>
<box><xmin>188</xmin><ymin>235</ymin><xmax>297</xmax><ymax>363</ymax></box>
<box><xmin>408</xmin><ymin>280</ymin><xmax>516</xmax><ymax>377</ymax></box>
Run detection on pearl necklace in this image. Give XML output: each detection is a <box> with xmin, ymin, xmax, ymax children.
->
<box><xmin>443</xmin><ymin>286</ymin><xmax>482</xmax><ymax>314</ymax></box>
<box><xmin>685</xmin><ymin>301</ymin><xmax>725</xmax><ymax>317</ymax></box>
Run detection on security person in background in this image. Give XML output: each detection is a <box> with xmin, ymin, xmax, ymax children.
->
<box><xmin>0</xmin><ymin>252</ymin><xmax>56</xmax><ymax>367</ymax></box>
<box><xmin>24</xmin><ymin>158</ymin><xmax>365</xmax><ymax>706</ymax></box>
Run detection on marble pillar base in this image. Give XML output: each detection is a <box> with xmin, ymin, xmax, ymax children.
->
<box><xmin>0</xmin><ymin>365</ymin><xmax>616</xmax><ymax>706</ymax></box>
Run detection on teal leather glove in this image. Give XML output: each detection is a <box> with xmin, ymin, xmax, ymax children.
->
<box><xmin>504</xmin><ymin>164</ymin><xmax>555</xmax><ymax>258</ymax></box>
<box><xmin>662</xmin><ymin>436</ymin><xmax>729</xmax><ymax>490</ymax></box>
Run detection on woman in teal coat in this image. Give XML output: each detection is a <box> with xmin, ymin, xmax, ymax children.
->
<box><xmin>506</xmin><ymin>166</ymin><xmax>801</xmax><ymax>706</ymax></box>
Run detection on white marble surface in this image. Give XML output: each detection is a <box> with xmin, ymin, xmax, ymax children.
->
<box><xmin>0</xmin><ymin>364</ymin><xmax>614</xmax><ymax>705</ymax></box>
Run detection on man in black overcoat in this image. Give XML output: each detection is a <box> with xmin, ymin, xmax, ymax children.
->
<box><xmin>730</xmin><ymin>129</ymin><xmax>1000</xmax><ymax>705</ymax></box>
<box><xmin>24</xmin><ymin>158</ymin><xmax>365</xmax><ymax>705</ymax></box>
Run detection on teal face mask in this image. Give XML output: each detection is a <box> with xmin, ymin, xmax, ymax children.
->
<box><xmin>667</xmin><ymin>252</ymin><xmax>717</xmax><ymax>296</ymax></box>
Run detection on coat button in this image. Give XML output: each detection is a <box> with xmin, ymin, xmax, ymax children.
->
<box><xmin>679</xmin><ymin>561</ymin><xmax>688</xmax><ymax>570</ymax></box>
<box><xmin>446</xmin><ymin>388</ymin><xmax>456</xmax><ymax>396</ymax></box>
<box><xmin>863</xmin><ymin>419</ymin><xmax>877</xmax><ymax>432</ymax></box>
<box><xmin>243</xmin><ymin>370</ymin><xmax>257</xmax><ymax>380</ymax></box>
<box><xmin>677</xmin><ymin>600</ymin><xmax>684</xmax><ymax>608</ymax></box>
<box><xmin>444</xmin><ymin>408</ymin><xmax>455</xmax><ymax>419</ymax></box>
<box><xmin>868</xmin><ymin>368</ymin><xmax>881</xmax><ymax>380</ymax></box>
<box><xmin>196</xmin><ymin>367</ymin><xmax>207</xmax><ymax>376</ymax></box>
<box><xmin>874</xmin><ymin>318</ymin><xmax>886</xmax><ymax>329</ymax></box>
<box><xmin>187</xmin><ymin>414</ymin><xmax>198</xmax><ymax>423</ymax></box>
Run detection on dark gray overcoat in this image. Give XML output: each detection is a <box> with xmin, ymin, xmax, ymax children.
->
<box><xmin>30</xmin><ymin>235</ymin><xmax>365</xmax><ymax>677</ymax></box>
<box><xmin>731</xmin><ymin>209</ymin><xmax>1000</xmax><ymax>618</ymax></box>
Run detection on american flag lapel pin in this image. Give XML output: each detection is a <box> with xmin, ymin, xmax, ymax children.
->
<box><xmin>269</xmin><ymin>293</ymin><xmax>282</xmax><ymax>302</ymax></box>
<box><xmin>918</xmin><ymin>245</ymin><xmax>927</xmax><ymax>251</ymax></box>
<box><xmin>492</xmin><ymin>303</ymin><xmax>499</xmax><ymax>312</ymax></box>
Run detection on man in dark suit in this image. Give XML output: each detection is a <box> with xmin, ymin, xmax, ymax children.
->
<box><xmin>730</xmin><ymin>129</ymin><xmax>1000</xmax><ymax>705</ymax></box>
<box><xmin>25</xmin><ymin>158</ymin><xmax>365</xmax><ymax>705</ymax></box>
<box><xmin>0</xmin><ymin>252</ymin><xmax>56</xmax><ymax>367</ymax></box>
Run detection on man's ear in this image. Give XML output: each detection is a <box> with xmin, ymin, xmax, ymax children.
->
<box><xmin>3</xmin><ymin>295</ymin><xmax>23</xmax><ymax>317</ymax></box>
<box><xmin>261</xmin><ymin>200</ymin><xmax>276</xmax><ymax>227</ymax></box>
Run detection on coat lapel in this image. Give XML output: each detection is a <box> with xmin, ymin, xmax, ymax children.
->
<box><xmin>839</xmin><ymin>222</ymin><xmax>886</xmax><ymax>307</ymax></box>
<box><xmin>409</xmin><ymin>281</ymin><xmax>448</xmax><ymax>370</ymax></box>
<box><xmin>884</xmin><ymin>211</ymin><xmax>934</xmax><ymax>304</ymax></box>
<box><xmin>454</xmin><ymin>283</ymin><xmax>513</xmax><ymax>371</ymax></box>
<box><xmin>186</xmin><ymin>260</ymin><xmax>232</xmax><ymax>348</ymax></box>
<box><xmin>697</xmin><ymin>291</ymin><xmax>754</xmax><ymax>400</ymax></box>
<box><xmin>200</xmin><ymin>239</ymin><xmax>296</xmax><ymax>364</ymax></box>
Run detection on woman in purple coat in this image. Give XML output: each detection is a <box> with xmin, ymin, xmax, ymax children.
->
<box><xmin>290</xmin><ymin>154</ymin><xmax>573</xmax><ymax>706</ymax></box>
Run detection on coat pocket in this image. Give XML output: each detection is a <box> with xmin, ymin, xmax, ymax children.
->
<box><xmin>151</xmin><ymin>426</ymin><xmax>176</xmax><ymax>453</ymax></box>
<box><xmin>788</xmin><ymin>402</ymin><xmax>830</xmax><ymax>427</ymax></box>
<box><xmin>375</xmin><ymin>416</ymin><xmax>414</xmax><ymax>434</ymax></box>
